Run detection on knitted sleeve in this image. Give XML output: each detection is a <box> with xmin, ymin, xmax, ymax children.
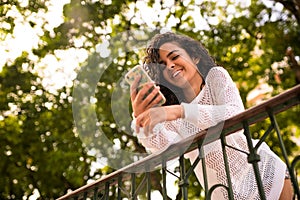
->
<box><xmin>131</xmin><ymin>119</ymin><xmax>183</xmax><ymax>153</ymax></box>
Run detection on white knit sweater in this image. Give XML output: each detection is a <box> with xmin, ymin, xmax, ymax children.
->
<box><xmin>133</xmin><ymin>67</ymin><xmax>286</xmax><ymax>200</ymax></box>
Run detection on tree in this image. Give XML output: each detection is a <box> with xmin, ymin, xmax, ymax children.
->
<box><xmin>0</xmin><ymin>1</ymin><xmax>94</xmax><ymax>199</ymax></box>
<box><xmin>0</xmin><ymin>59</ymin><xmax>94</xmax><ymax>199</ymax></box>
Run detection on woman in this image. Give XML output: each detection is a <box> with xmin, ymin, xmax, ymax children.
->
<box><xmin>130</xmin><ymin>32</ymin><xmax>293</xmax><ymax>199</ymax></box>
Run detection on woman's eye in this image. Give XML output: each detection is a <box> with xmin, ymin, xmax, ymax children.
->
<box><xmin>172</xmin><ymin>55</ymin><xmax>179</xmax><ymax>60</ymax></box>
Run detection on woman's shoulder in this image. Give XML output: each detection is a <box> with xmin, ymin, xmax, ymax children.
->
<box><xmin>206</xmin><ymin>66</ymin><xmax>230</xmax><ymax>80</ymax></box>
<box><xmin>209</xmin><ymin>66</ymin><xmax>227</xmax><ymax>73</ymax></box>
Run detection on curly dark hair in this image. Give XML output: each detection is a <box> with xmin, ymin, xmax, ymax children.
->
<box><xmin>143</xmin><ymin>32</ymin><xmax>217</xmax><ymax>105</ymax></box>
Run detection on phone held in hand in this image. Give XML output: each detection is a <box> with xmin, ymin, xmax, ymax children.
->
<box><xmin>125</xmin><ymin>65</ymin><xmax>166</xmax><ymax>106</ymax></box>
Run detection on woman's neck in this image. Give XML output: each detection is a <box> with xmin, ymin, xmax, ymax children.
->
<box><xmin>183</xmin><ymin>88</ymin><xmax>199</xmax><ymax>102</ymax></box>
<box><xmin>183</xmin><ymin>74</ymin><xmax>203</xmax><ymax>102</ymax></box>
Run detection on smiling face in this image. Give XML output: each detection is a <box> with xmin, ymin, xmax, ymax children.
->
<box><xmin>158</xmin><ymin>42</ymin><xmax>203</xmax><ymax>98</ymax></box>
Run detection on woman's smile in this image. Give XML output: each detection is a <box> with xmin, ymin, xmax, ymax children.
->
<box><xmin>168</xmin><ymin>67</ymin><xmax>183</xmax><ymax>79</ymax></box>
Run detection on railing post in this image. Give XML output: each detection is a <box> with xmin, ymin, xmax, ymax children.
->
<box><xmin>220</xmin><ymin>134</ymin><xmax>234</xmax><ymax>199</ymax></box>
<box><xmin>131</xmin><ymin>173</ymin><xmax>137</xmax><ymax>200</ymax></box>
<box><xmin>291</xmin><ymin>155</ymin><xmax>300</xmax><ymax>198</ymax></box>
<box><xmin>162</xmin><ymin>158</ymin><xmax>168</xmax><ymax>199</ymax></box>
<box><xmin>268</xmin><ymin>110</ymin><xmax>300</xmax><ymax>198</ymax></box>
<box><xmin>83</xmin><ymin>191</ymin><xmax>87</xmax><ymax>200</ymax></box>
<box><xmin>93</xmin><ymin>186</ymin><xmax>98</xmax><ymax>200</ymax></box>
<box><xmin>199</xmin><ymin>147</ymin><xmax>209</xmax><ymax>198</ymax></box>
<box><xmin>179</xmin><ymin>155</ymin><xmax>188</xmax><ymax>200</ymax></box>
<box><xmin>145</xmin><ymin>163</ymin><xmax>151</xmax><ymax>200</ymax></box>
<box><xmin>144</xmin><ymin>171</ymin><xmax>151</xmax><ymax>200</ymax></box>
<box><xmin>243</xmin><ymin>120</ymin><xmax>266</xmax><ymax>200</ymax></box>
<box><xmin>117</xmin><ymin>175</ymin><xmax>122</xmax><ymax>200</ymax></box>
<box><xmin>104</xmin><ymin>182</ymin><xmax>110</xmax><ymax>200</ymax></box>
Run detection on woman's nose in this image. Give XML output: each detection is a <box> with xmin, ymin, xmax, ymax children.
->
<box><xmin>166</xmin><ymin>61</ymin><xmax>175</xmax><ymax>69</ymax></box>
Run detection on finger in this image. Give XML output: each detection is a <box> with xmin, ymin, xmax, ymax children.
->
<box><xmin>142</xmin><ymin>117</ymin><xmax>151</xmax><ymax>137</ymax></box>
<box><xmin>143</xmin><ymin>109</ymin><xmax>161</xmax><ymax>136</ymax></box>
<box><xmin>133</xmin><ymin>84</ymin><xmax>156</xmax><ymax>112</ymax></box>
<box><xmin>130</xmin><ymin>75</ymin><xmax>141</xmax><ymax>101</ymax></box>
<box><xmin>135</xmin><ymin>114</ymin><xmax>145</xmax><ymax>132</ymax></box>
<box><xmin>136</xmin><ymin>111</ymin><xmax>151</xmax><ymax>136</ymax></box>
<box><xmin>151</xmin><ymin>94</ymin><xmax>164</xmax><ymax>106</ymax></box>
<box><xmin>132</xmin><ymin>86</ymin><xmax>153</xmax><ymax>118</ymax></box>
<box><xmin>148</xmin><ymin>110</ymin><xmax>160</xmax><ymax>133</ymax></box>
<box><xmin>138</xmin><ymin>84</ymin><xmax>160</xmax><ymax>107</ymax></box>
<box><xmin>136</xmin><ymin>82</ymin><xmax>155</xmax><ymax>100</ymax></box>
<box><xmin>145</xmin><ymin>86</ymin><xmax>165</xmax><ymax>106</ymax></box>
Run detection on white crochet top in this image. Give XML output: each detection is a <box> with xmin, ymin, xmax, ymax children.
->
<box><xmin>132</xmin><ymin>67</ymin><xmax>286</xmax><ymax>200</ymax></box>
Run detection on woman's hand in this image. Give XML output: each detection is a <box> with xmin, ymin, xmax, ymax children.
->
<box><xmin>130</xmin><ymin>75</ymin><xmax>165</xmax><ymax>117</ymax></box>
<box><xmin>135</xmin><ymin>105</ymin><xmax>184</xmax><ymax>135</ymax></box>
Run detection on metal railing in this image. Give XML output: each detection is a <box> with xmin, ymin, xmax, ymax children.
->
<box><xmin>58</xmin><ymin>85</ymin><xmax>300</xmax><ymax>200</ymax></box>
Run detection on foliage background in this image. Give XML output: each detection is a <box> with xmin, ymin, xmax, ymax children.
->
<box><xmin>0</xmin><ymin>0</ymin><xmax>299</xmax><ymax>199</ymax></box>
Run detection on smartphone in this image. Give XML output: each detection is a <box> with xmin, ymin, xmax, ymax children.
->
<box><xmin>125</xmin><ymin>65</ymin><xmax>166</xmax><ymax>106</ymax></box>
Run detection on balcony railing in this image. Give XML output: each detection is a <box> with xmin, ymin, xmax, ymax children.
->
<box><xmin>58</xmin><ymin>85</ymin><xmax>300</xmax><ymax>200</ymax></box>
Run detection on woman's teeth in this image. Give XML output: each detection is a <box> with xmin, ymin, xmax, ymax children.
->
<box><xmin>173</xmin><ymin>70</ymin><xmax>181</xmax><ymax>78</ymax></box>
